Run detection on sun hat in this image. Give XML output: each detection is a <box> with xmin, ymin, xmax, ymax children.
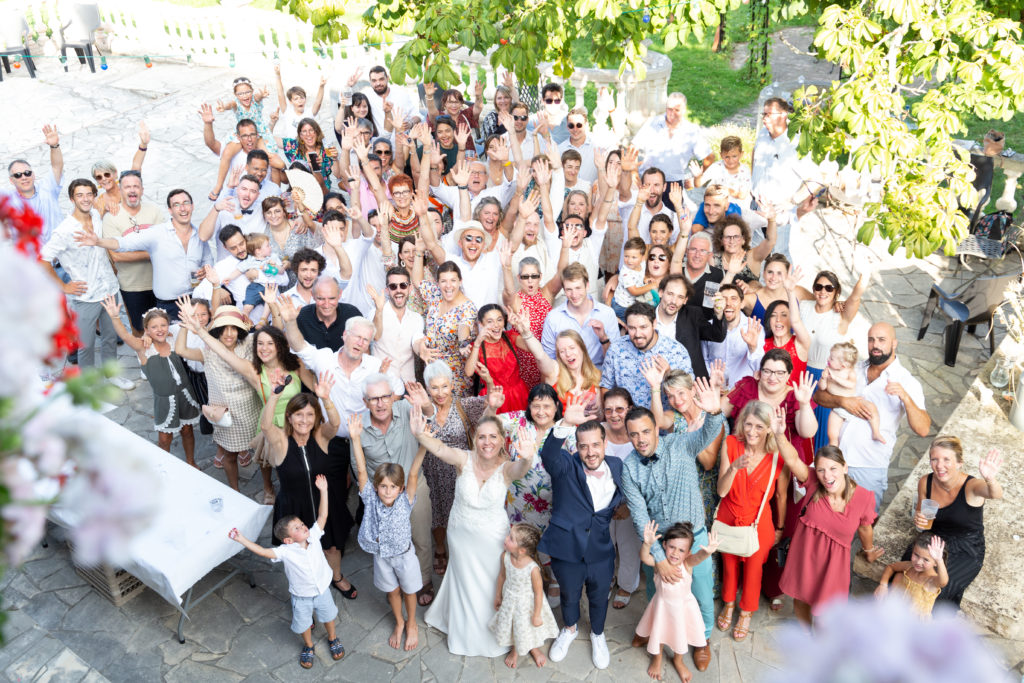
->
<box><xmin>450</xmin><ymin>220</ymin><xmax>493</xmax><ymax>249</ymax></box>
<box><xmin>208</xmin><ymin>305</ymin><xmax>252</xmax><ymax>332</ymax></box>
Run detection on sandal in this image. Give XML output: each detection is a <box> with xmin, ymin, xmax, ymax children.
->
<box><xmin>612</xmin><ymin>590</ymin><xmax>631</xmax><ymax>609</ymax></box>
<box><xmin>237</xmin><ymin>449</ymin><xmax>254</xmax><ymax>467</ymax></box>
<box><xmin>770</xmin><ymin>598</ymin><xmax>784</xmax><ymax>612</ymax></box>
<box><xmin>328</xmin><ymin>638</ymin><xmax>345</xmax><ymax>661</ymax></box>
<box><xmin>331</xmin><ymin>577</ymin><xmax>357</xmax><ymax>600</ymax></box>
<box><xmin>298</xmin><ymin>645</ymin><xmax>314</xmax><ymax>669</ymax></box>
<box><xmin>213</xmin><ymin>452</ymin><xmax>225</xmax><ymax>470</ymax></box>
<box><xmin>417</xmin><ymin>584</ymin><xmax>435</xmax><ymax>606</ymax></box>
<box><xmin>716</xmin><ymin>603</ymin><xmax>735</xmax><ymax>632</ymax></box>
<box><xmin>733</xmin><ymin>611</ymin><xmax>752</xmax><ymax>642</ymax></box>
<box><xmin>433</xmin><ymin>551</ymin><xmax>448</xmax><ymax>576</ymax></box>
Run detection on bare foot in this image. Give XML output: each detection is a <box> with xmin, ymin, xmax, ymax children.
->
<box><xmin>388</xmin><ymin>620</ymin><xmax>405</xmax><ymax>649</ymax></box>
<box><xmin>404</xmin><ymin>623</ymin><xmax>418</xmax><ymax>651</ymax></box>
<box><xmin>871</xmin><ymin>431</ymin><xmax>887</xmax><ymax>444</ymax></box>
<box><xmin>504</xmin><ymin>649</ymin><xmax>518</xmax><ymax>668</ymax></box>
<box><xmin>672</xmin><ymin>653</ymin><xmax>693</xmax><ymax>682</ymax></box>
<box><xmin>529</xmin><ymin>647</ymin><xmax>547</xmax><ymax>667</ymax></box>
<box><xmin>632</xmin><ymin>633</ymin><xmax>650</xmax><ymax>648</ymax></box>
<box><xmin>648</xmin><ymin>652</ymin><xmax>663</xmax><ymax>680</ymax></box>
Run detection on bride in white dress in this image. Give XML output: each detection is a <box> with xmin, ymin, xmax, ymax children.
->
<box><xmin>411</xmin><ymin>405</ymin><xmax>538</xmax><ymax>657</ymax></box>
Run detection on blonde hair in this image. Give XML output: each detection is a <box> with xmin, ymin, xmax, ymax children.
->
<box><xmin>829</xmin><ymin>341</ymin><xmax>858</xmax><ymax>368</ymax></box>
<box><xmin>703</xmin><ymin>183</ymin><xmax>728</xmax><ymax>200</ymax></box>
<box><xmin>930</xmin><ymin>435</ymin><xmax>964</xmax><ymax>464</ymax></box>
<box><xmin>245</xmin><ymin>232</ymin><xmax>269</xmax><ymax>255</ymax></box>
<box><xmin>510</xmin><ymin>523</ymin><xmax>543</xmax><ymax>568</ymax></box>
<box><xmin>663</xmin><ymin>369</ymin><xmax>694</xmax><ymax>393</ymax></box>
<box><xmin>473</xmin><ymin>416</ymin><xmax>509</xmax><ymax>460</ymax></box>
<box><xmin>554</xmin><ymin>330</ymin><xmax>602</xmax><ymax>398</ymax></box>
<box><xmin>734</xmin><ymin>400</ymin><xmax>779</xmax><ymax>453</ymax></box>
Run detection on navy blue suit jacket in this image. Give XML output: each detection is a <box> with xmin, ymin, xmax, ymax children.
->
<box><xmin>537</xmin><ymin>433</ymin><xmax>624</xmax><ymax>564</ymax></box>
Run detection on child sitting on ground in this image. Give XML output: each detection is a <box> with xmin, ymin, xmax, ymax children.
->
<box><xmin>821</xmin><ymin>341</ymin><xmax>885</xmax><ymax>444</ymax></box>
<box><xmin>349</xmin><ymin>414</ymin><xmax>426</xmax><ymax>652</ymax></box>
<box><xmin>634</xmin><ymin>521</ymin><xmax>720</xmax><ymax>683</ymax></box>
<box><xmin>489</xmin><ymin>523</ymin><xmax>559</xmax><ymax>669</ymax></box>
<box><xmin>874</xmin><ymin>532</ymin><xmax>948</xmax><ymax>618</ymax></box>
<box><xmin>228</xmin><ymin>474</ymin><xmax>345</xmax><ymax>669</ymax></box>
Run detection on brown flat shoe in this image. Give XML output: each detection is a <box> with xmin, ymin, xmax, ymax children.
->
<box><xmin>692</xmin><ymin>644</ymin><xmax>712</xmax><ymax>672</ymax></box>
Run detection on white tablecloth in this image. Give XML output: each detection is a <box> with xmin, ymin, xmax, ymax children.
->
<box><xmin>50</xmin><ymin>415</ymin><xmax>271</xmax><ymax>608</ymax></box>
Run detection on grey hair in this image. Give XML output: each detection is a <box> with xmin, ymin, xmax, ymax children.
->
<box><xmin>423</xmin><ymin>360</ymin><xmax>453</xmax><ymax>385</ymax></box>
<box><xmin>688</xmin><ymin>231</ymin><xmax>713</xmax><ymax>249</ymax></box>
<box><xmin>473</xmin><ymin>196</ymin><xmax>503</xmax><ymax>221</ymax></box>
<box><xmin>667</xmin><ymin>92</ymin><xmax>687</xmax><ymax>108</ymax></box>
<box><xmin>663</xmin><ymin>369</ymin><xmax>694</xmax><ymax>393</ymax></box>
<box><xmin>361</xmin><ymin>372</ymin><xmax>392</xmax><ymax>397</ymax></box>
<box><xmin>312</xmin><ymin>275</ymin><xmax>340</xmax><ymax>296</ymax></box>
<box><xmin>517</xmin><ymin>256</ymin><xmax>541</xmax><ymax>275</ymax></box>
<box><xmin>91</xmin><ymin>160</ymin><xmax>117</xmax><ymax>177</ymax></box>
<box><xmin>7</xmin><ymin>159</ymin><xmax>30</xmax><ymax>174</ymax></box>
<box><xmin>356</xmin><ymin>117</ymin><xmax>374</xmax><ymax>133</ymax></box>
<box><xmin>344</xmin><ymin>316</ymin><xmax>374</xmax><ymax>333</ymax></box>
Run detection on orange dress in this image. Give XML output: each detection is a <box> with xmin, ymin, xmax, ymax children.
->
<box><xmin>716</xmin><ymin>435</ymin><xmax>781</xmax><ymax>612</ymax></box>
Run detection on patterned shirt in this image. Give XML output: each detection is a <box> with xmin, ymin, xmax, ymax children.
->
<box><xmin>621</xmin><ymin>412</ymin><xmax>725</xmax><ymax>562</ymax></box>
<box><xmin>600</xmin><ymin>333</ymin><xmax>692</xmax><ymax>408</ymax></box>
<box><xmin>358</xmin><ymin>482</ymin><xmax>414</xmax><ymax>558</ymax></box>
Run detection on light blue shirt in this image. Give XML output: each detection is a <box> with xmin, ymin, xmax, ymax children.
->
<box><xmin>632</xmin><ymin>116</ymin><xmax>711</xmax><ymax>182</ymax></box>
<box><xmin>3</xmin><ymin>168</ymin><xmax>63</xmax><ymax>244</ymax></box>
<box><xmin>541</xmin><ymin>297</ymin><xmax>621</xmax><ymax>369</ymax></box>
<box><xmin>115</xmin><ymin>221</ymin><xmax>212</xmax><ymax>300</ymax></box>
<box><xmin>599</xmin><ymin>333</ymin><xmax>692</xmax><ymax>408</ymax></box>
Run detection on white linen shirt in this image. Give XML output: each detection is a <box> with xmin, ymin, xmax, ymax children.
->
<box><xmin>631</xmin><ymin>117</ymin><xmax>711</xmax><ymax>182</ymax></box>
<box><xmin>751</xmin><ymin>126</ymin><xmax>803</xmax><ymax>209</ymax></box>
<box><xmin>271</xmin><ymin>523</ymin><xmax>333</xmax><ymax>597</ymax></box>
<box><xmin>838</xmin><ymin>358</ymin><xmax>926</xmax><ymax>470</ymax></box>
<box><xmin>41</xmin><ymin>211</ymin><xmax>119</xmax><ymax>303</ymax></box>
<box><xmin>443</xmin><ymin>249</ymin><xmax>504</xmax><ymax>310</ymax></box>
<box><xmin>372</xmin><ymin>303</ymin><xmax>425</xmax><ymax>383</ymax></box>
<box><xmin>115</xmin><ymin>222</ymin><xmax>213</xmax><ymax>300</ymax></box>
<box><xmin>702</xmin><ymin>314</ymin><xmax>764</xmax><ymax>390</ymax></box>
<box><xmin>430</xmin><ymin>178</ymin><xmax>516</xmax><ymax>212</ymax></box>
<box><xmin>293</xmin><ymin>345</ymin><xmax>404</xmax><ymax>438</ymax></box>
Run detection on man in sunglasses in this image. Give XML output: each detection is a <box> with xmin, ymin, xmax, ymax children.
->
<box><xmin>531</xmin><ymin>83</ymin><xmax>570</xmax><ymax>144</ymax></box>
<box><xmin>505</xmin><ymin>102</ymin><xmax>537</xmax><ymax>160</ymax></box>
<box><xmin>631</xmin><ymin>92</ymin><xmax>714</xmax><ymax>193</ymax></box>
<box><xmin>4</xmin><ymin>125</ymin><xmax>64</xmax><ymax>243</ymax></box>
<box><xmin>370</xmin><ymin>267</ymin><xmax>425</xmax><ymax>384</ymax></box>
<box><xmin>557</xmin><ymin>109</ymin><xmax>598</xmax><ymax>183</ymax></box>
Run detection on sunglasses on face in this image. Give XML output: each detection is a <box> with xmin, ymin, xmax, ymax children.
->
<box><xmin>10</xmin><ymin>170</ymin><xmax>33</xmax><ymax>179</ymax></box>
<box><xmin>374</xmin><ymin>149</ymin><xmax>392</xmax><ymax>155</ymax></box>
<box><xmin>463</xmin><ymin>235</ymin><xmax>484</xmax><ymax>244</ymax></box>
<box><xmin>387</xmin><ymin>281</ymin><xmax>410</xmax><ymax>291</ymax></box>
<box><xmin>648</xmin><ymin>254</ymin><xmax>667</xmax><ymax>261</ymax></box>
<box><xmin>567</xmin><ymin>122</ymin><xmax>585</xmax><ymax>129</ymax></box>
<box><xmin>813</xmin><ymin>283</ymin><xmax>836</xmax><ymax>292</ymax></box>
<box><xmin>513</xmin><ymin>114</ymin><xmax>528</xmax><ymax>121</ymax></box>
<box><xmin>519</xmin><ymin>273</ymin><xmax>541</xmax><ymax>280</ymax></box>
<box><xmin>544</xmin><ymin>98</ymin><xmax>562</xmax><ymax>104</ymax></box>
<box><xmin>94</xmin><ymin>171</ymin><xmax>113</xmax><ymax>180</ymax></box>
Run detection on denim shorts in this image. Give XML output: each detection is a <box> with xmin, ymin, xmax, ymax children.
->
<box><xmin>289</xmin><ymin>585</ymin><xmax>338</xmax><ymax>634</ymax></box>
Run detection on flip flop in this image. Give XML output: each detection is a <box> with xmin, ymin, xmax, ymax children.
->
<box><xmin>237</xmin><ymin>449</ymin><xmax>254</xmax><ymax>467</ymax></box>
<box><xmin>212</xmin><ymin>452</ymin><xmax>224</xmax><ymax>469</ymax></box>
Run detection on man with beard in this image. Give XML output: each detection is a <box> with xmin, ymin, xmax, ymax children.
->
<box><xmin>200</xmin><ymin>174</ymin><xmax>268</xmax><ymax>260</ymax></box>
<box><xmin>226</xmin><ymin>149</ymin><xmax>280</xmax><ymax>203</ymax></box>
<box><xmin>101</xmin><ymin>170</ymin><xmax>163</xmax><ymax>335</ymax></box>
<box><xmin>655</xmin><ymin>274</ymin><xmax>725</xmax><ymax>379</ymax></box>
<box><xmin>701</xmin><ymin>283</ymin><xmax>763</xmax><ymax>390</ymax></box>
<box><xmin>600</xmin><ymin>302</ymin><xmax>691</xmax><ymax>409</ymax></box>
<box><xmin>813</xmin><ymin>322</ymin><xmax>930</xmax><ymax>510</ymax></box>
<box><xmin>368</xmin><ymin>267</ymin><xmax>425</xmax><ymax>384</ymax></box>
<box><xmin>282</xmin><ymin>248</ymin><xmax>327</xmax><ymax>309</ymax></box>
<box><xmin>344</xmin><ymin>65</ymin><xmax>421</xmax><ymax>136</ymax></box>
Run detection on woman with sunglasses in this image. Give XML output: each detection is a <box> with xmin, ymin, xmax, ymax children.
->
<box><xmin>796</xmin><ymin>266</ymin><xmax>871</xmax><ymax>450</ymax></box>
<box><xmin>91</xmin><ymin>123</ymin><xmax>149</xmax><ymax>217</ymax></box>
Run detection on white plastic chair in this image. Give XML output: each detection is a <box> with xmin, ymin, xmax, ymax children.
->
<box><xmin>59</xmin><ymin>2</ymin><xmax>101</xmax><ymax>73</ymax></box>
<box><xmin>0</xmin><ymin>12</ymin><xmax>36</xmax><ymax>80</ymax></box>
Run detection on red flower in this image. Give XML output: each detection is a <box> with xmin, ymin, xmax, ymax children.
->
<box><xmin>48</xmin><ymin>295</ymin><xmax>80</xmax><ymax>361</ymax></box>
<box><xmin>0</xmin><ymin>196</ymin><xmax>44</xmax><ymax>258</ymax></box>
<box><xmin>531</xmin><ymin>497</ymin><xmax>550</xmax><ymax>513</ymax></box>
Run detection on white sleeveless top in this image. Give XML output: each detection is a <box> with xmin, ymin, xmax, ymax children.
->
<box><xmin>800</xmin><ymin>299</ymin><xmax>845</xmax><ymax>369</ymax></box>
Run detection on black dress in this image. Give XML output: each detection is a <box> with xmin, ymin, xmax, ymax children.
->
<box><xmin>273</xmin><ymin>435</ymin><xmax>353</xmax><ymax>549</ymax></box>
<box><xmin>901</xmin><ymin>474</ymin><xmax>985</xmax><ymax>607</ymax></box>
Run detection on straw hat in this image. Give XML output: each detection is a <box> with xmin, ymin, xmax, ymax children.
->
<box><xmin>285</xmin><ymin>168</ymin><xmax>324</xmax><ymax>214</ymax></box>
<box><xmin>451</xmin><ymin>220</ymin><xmax>493</xmax><ymax>249</ymax></box>
<box><xmin>208</xmin><ymin>305</ymin><xmax>252</xmax><ymax>332</ymax></box>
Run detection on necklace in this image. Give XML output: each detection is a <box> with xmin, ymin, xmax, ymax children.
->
<box><xmin>935</xmin><ymin>472</ymin><xmax>963</xmax><ymax>493</ymax></box>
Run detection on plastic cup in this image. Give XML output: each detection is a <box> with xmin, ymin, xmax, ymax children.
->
<box><xmin>918</xmin><ymin>499</ymin><xmax>939</xmax><ymax>530</ymax></box>
<box><xmin>210</xmin><ymin>497</ymin><xmax>224</xmax><ymax>513</ymax></box>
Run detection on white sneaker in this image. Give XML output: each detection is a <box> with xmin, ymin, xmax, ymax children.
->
<box><xmin>109</xmin><ymin>375</ymin><xmax>135</xmax><ymax>391</ymax></box>
<box><xmin>590</xmin><ymin>632</ymin><xmax>610</xmax><ymax>670</ymax></box>
<box><xmin>548</xmin><ymin>626</ymin><xmax>577</xmax><ymax>662</ymax></box>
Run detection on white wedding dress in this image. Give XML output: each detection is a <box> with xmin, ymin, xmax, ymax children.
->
<box><xmin>425</xmin><ymin>452</ymin><xmax>510</xmax><ymax>657</ymax></box>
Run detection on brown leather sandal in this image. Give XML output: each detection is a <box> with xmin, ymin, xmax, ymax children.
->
<box><xmin>733</xmin><ymin>611</ymin><xmax>752</xmax><ymax>641</ymax></box>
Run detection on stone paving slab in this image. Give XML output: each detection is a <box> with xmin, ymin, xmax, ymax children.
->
<box><xmin>4</xmin><ymin>37</ymin><xmax>1022</xmax><ymax>682</ymax></box>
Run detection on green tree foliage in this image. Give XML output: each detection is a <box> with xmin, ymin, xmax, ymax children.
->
<box><xmin>791</xmin><ymin>0</ymin><xmax>1024</xmax><ymax>257</ymax></box>
<box><xmin>276</xmin><ymin>0</ymin><xmax>349</xmax><ymax>44</ymax></box>
<box><xmin>358</xmin><ymin>0</ymin><xmax>740</xmax><ymax>88</ymax></box>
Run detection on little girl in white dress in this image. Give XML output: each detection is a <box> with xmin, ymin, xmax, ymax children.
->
<box><xmin>489</xmin><ymin>523</ymin><xmax>559</xmax><ymax>669</ymax></box>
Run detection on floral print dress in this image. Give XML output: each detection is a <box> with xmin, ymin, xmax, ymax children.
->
<box><xmin>499</xmin><ymin>413</ymin><xmax>559</xmax><ymax>532</ymax></box>
<box><xmin>514</xmin><ymin>291</ymin><xmax>551</xmax><ymax>390</ymax></box>
<box><xmin>282</xmin><ymin>139</ymin><xmax>340</xmax><ymax>193</ymax></box>
<box><xmin>419</xmin><ymin>281</ymin><xmax>477</xmax><ymax>396</ymax></box>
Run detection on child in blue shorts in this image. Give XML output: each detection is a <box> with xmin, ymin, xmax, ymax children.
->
<box><xmin>229</xmin><ymin>474</ymin><xmax>344</xmax><ymax>669</ymax></box>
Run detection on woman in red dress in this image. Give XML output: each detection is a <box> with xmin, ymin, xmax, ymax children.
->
<box><xmin>715</xmin><ymin>400</ymin><xmax>809</xmax><ymax>641</ymax></box>
<box><xmin>465</xmin><ymin>304</ymin><xmax>553</xmax><ymax>413</ymax></box>
<box><xmin>762</xmin><ymin>287</ymin><xmax>810</xmax><ymax>386</ymax></box>
<box><xmin>501</xmin><ymin>250</ymin><xmax>560</xmax><ymax>391</ymax></box>
<box><xmin>779</xmin><ymin>445</ymin><xmax>880</xmax><ymax>625</ymax></box>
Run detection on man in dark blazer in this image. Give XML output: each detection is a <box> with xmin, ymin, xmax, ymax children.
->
<box><xmin>538</xmin><ymin>401</ymin><xmax>622</xmax><ymax>670</ymax></box>
<box><xmin>656</xmin><ymin>274</ymin><xmax>726</xmax><ymax>378</ymax></box>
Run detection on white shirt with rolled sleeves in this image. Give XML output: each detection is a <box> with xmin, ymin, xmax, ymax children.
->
<box><xmin>271</xmin><ymin>523</ymin><xmax>333</xmax><ymax>597</ymax></box>
<box><xmin>441</xmin><ymin>248</ymin><xmax>504</xmax><ymax>310</ymax></box>
<box><xmin>114</xmin><ymin>221</ymin><xmax>213</xmax><ymax>301</ymax></box>
<box><xmin>631</xmin><ymin>117</ymin><xmax>712</xmax><ymax>183</ymax></box>
<box><xmin>838</xmin><ymin>358</ymin><xmax>926</xmax><ymax>470</ymax></box>
<box><xmin>541</xmin><ymin>297</ymin><xmax>621</xmax><ymax>369</ymax></box>
<box><xmin>372</xmin><ymin>303</ymin><xmax>425</xmax><ymax>384</ymax></box>
<box><xmin>40</xmin><ymin>212</ymin><xmax>119</xmax><ymax>303</ymax></box>
<box><xmin>429</xmin><ymin>178</ymin><xmax>517</xmax><ymax>212</ymax></box>
<box><xmin>701</xmin><ymin>313</ymin><xmax>764</xmax><ymax>390</ymax></box>
<box><xmin>293</xmin><ymin>345</ymin><xmax>405</xmax><ymax>438</ymax></box>
<box><xmin>751</xmin><ymin>126</ymin><xmax>803</xmax><ymax>214</ymax></box>
<box><xmin>351</xmin><ymin>85</ymin><xmax>421</xmax><ymax>140</ymax></box>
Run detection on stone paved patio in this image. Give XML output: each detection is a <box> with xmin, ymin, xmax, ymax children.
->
<box><xmin>3</xmin><ymin>39</ymin><xmax>1021</xmax><ymax>682</ymax></box>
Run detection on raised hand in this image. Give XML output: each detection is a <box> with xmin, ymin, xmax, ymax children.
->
<box><xmin>314</xmin><ymin>473</ymin><xmax>328</xmax><ymax>492</ymax></box>
<box><xmin>668</xmin><ymin>182</ymin><xmax>683</xmax><ymax>211</ymax></box>
<box><xmin>423</xmin><ymin>81</ymin><xmax>436</xmax><ymax>98</ymax></box>
<box><xmin>353</xmin><ymin>136</ymin><xmax>370</xmax><ymax>162</ymax></box>
<box><xmin>978</xmin><ymin>448</ymin><xmax>1002</xmax><ymax>481</ymax></box>
<box><xmin>404</xmin><ymin>381</ymin><xmax>430</xmax><ymax>409</ymax></box>
<box><xmin>693</xmin><ymin>376</ymin><xmax>722</xmax><ymax>414</ymax></box>
<box><xmin>561</xmin><ymin>224</ymin><xmax>579</xmax><ymax>250</ymax></box>
<box><xmin>770</xmin><ymin>406</ymin><xmax>787</xmax><ymax>435</ymax></box>
<box><xmin>260</xmin><ymin>282</ymin><xmax>279</xmax><ymax>308</ymax></box>
<box><xmin>640</xmin><ymin>356</ymin><xmax>667</xmax><ymax>389</ymax></box>
<box><xmin>587</xmin><ymin>318</ymin><xmax>607</xmax><ymax>342</ymax></box>
<box><xmin>643</xmin><ymin>520</ymin><xmax>660</xmax><ymax>546</ymax></box>
<box><xmin>515</xmin><ymin>424</ymin><xmax>536</xmax><ymax>459</ymax></box>
<box><xmin>366</xmin><ymin>283</ymin><xmax>386</xmax><ymax>311</ymax></box>
<box><xmin>486</xmin><ymin>383</ymin><xmax>505</xmax><ymax>411</ymax></box>
<box><xmin>408</xmin><ymin>403</ymin><xmax>425</xmax><ymax>436</ymax></box>
<box><xmin>314</xmin><ymin>371</ymin><xmax>335</xmax><ymax>400</ymax></box>
<box><xmin>454</xmin><ymin>121</ymin><xmax>471</xmax><ymax>150</ymax></box>
<box><xmin>636</xmin><ymin>182</ymin><xmax>653</xmax><ymax>206</ymax></box>
<box><xmin>474</xmin><ymin>80</ymin><xmax>484</xmax><ymax>100</ymax></box>
<box><xmin>489</xmin><ymin>137</ymin><xmax>510</xmax><ymax>162</ymax></box>
<box><xmin>198</xmin><ymin>103</ymin><xmax>215</xmax><ymax>124</ymax></box>
<box><xmin>497</xmin><ymin>110</ymin><xmax>514</xmax><ymax>132</ymax></box>
<box><xmin>518</xmin><ymin>189</ymin><xmax>540</xmax><ymax>217</ymax></box>
<box><xmin>740</xmin><ymin>316</ymin><xmax>762</xmax><ymax>350</ymax></box>
<box><xmin>791</xmin><ymin>370</ymin><xmax>818</xmax><ymax>405</ymax></box>
<box><xmin>620</xmin><ymin>146</ymin><xmax>639</xmax><ymax>173</ymax></box>
<box><xmin>450</xmin><ymin>159</ymin><xmax>470</xmax><ymax>187</ymax></box>
<box><xmin>532</xmin><ymin>161</ymin><xmax>552</xmax><ymax>188</ymax></box>
<box><xmin>347</xmin><ymin>412</ymin><xmax>363</xmax><ymax>439</ymax></box>
<box><xmin>709</xmin><ymin>359</ymin><xmax>726</xmax><ymax>390</ymax></box>
<box><xmin>928</xmin><ymin>535</ymin><xmax>946</xmax><ymax>563</ymax></box>
<box><xmin>411</xmin><ymin>189</ymin><xmax>430</xmax><ymax>217</ymax></box>
<box><xmin>43</xmin><ymin>124</ymin><xmax>60</xmax><ymax>148</ymax></box>
<box><xmin>702</xmin><ymin>529</ymin><xmax>721</xmax><ymax>555</ymax></box>
<box><xmin>277</xmin><ymin>296</ymin><xmax>299</xmax><ymax>323</ymax></box>
<box><xmin>418</xmin><ymin>340</ymin><xmax>441</xmax><ymax>363</ymax></box>
<box><xmin>507</xmin><ymin>311</ymin><xmax>528</xmax><ymax>335</ymax></box>
<box><xmin>138</xmin><ymin>121</ymin><xmax>150</xmax><ymax>148</ymax></box>
<box><xmin>562</xmin><ymin>392</ymin><xmax>586</xmax><ymax>426</ymax></box>
<box><xmin>346</xmin><ymin>67</ymin><xmax>362</xmax><ymax>88</ymax></box>
<box><xmin>100</xmin><ymin>295</ymin><xmax>121</xmax><ymax>319</ymax></box>
<box><xmin>499</xmin><ymin>241</ymin><xmax>513</xmax><ymax>270</ymax></box>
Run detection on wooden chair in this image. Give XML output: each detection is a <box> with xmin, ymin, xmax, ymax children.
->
<box><xmin>917</xmin><ymin>270</ymin><xmax>1022</xmax><ymax>367</ymax></box>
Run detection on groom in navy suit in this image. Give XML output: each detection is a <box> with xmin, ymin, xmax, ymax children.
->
<box><xmin>538</xmin><ymin>401</ymin><xmax>622</xmax><ymax>670</ymax></box>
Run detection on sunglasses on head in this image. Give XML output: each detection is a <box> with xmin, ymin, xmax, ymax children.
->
<box><xmin>94</xmin><ymin>171</ymin><xmax>113</xmax><ymax>180</ymax></box>
<box><xmin>544</xmin><ymin>98</ymin><xmax>562</xmax><ymax>104</ymax></box>
<box><xmin>648</xmin><ymin>253</ymin><xmax>667</xmax><ymax>261</ymax></box>
<box><xmin>813</xmin><ymin>283</ymin><xmax>836</xmax><ymax>292</ymax></box>
<box><xmin>10</xmin><ymin>170</ymin><xmax>33</xmax><ymax>179</ymax></box>
<box><xmin>387</xmin><ymin>281</ymin><xmax>410</xmax><ymax>291</ymax></box>
<box><xmin>567</xmin><ymin>122</ymin><xmax>585</xmax><ymax>129</ymax></box>
<box><xmin>513</xmin><ymin>114</ymin><xmax>528</xmax><ymax>121</ymax></box>
<box><xmin>519</xmin><ymin>273</ymin><xmax>540</xmax><ymax>280</ymax></box>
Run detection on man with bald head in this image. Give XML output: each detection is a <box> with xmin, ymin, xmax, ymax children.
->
<box><xmin>296</xmin><ymin>276</ymin><xmax>362</xmax><ymax>351</ymax></box>
<box><xmin>813</xmin><ymin>322</ymin><xmax>930</xmax><ymax>510</ymax></box>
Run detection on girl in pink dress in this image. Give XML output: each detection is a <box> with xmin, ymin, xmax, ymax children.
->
<box><xmin>634</xmin><ymin>521</ymin><xmax>721</xmax><ymax>682</ymax></box>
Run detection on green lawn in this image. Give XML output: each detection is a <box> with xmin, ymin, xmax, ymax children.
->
<box><xmin>962</xmin><ymin>112</ymin><xmax>1024</xmax><ymax>213</ymax></box>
